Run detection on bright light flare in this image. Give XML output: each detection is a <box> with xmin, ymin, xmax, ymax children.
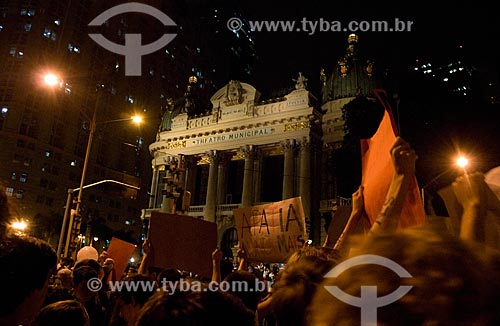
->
<box><xmin>10</xmin><ymin>220</ymin><xmax>28</xmax><ymax>231</ymax></box>
<box><xmin>456</xmin><ymin>156</ymin><xmax>469</xmax><ymax>168</ymax></box>
<box><xmin>131</xmin><ymin>115</ymin><xmax>143</xmax><ymax>124</ymax></box>
<box><xmin>43</xmin><ymin>73</ymin><xmax>59</xmax><ymax>87</ymax></box>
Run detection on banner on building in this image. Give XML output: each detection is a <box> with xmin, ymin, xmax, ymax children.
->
<box><xmin>148</xmin><ymin>212</ymin><xmax>217</xmax><ymax>278</ymax></box>
<box><xmin>107</xmin><ymin>237</ymin><xmax>137</xmax><ymax>280</ymax></box>
<box><xmin>360</xmin><ymin>89</ymin><xmax>427</xmax><ymax>230</ymax></box>
<box><xmin>233</xmin><ymin>196</ymin><xmax>308</xmax><ymax>263</ymax></box>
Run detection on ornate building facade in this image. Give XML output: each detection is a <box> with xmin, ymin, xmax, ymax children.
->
<box><xmin>142</xmin><ymin>34</ymin><xmax>384</xmax><ymax>254</ymax></box>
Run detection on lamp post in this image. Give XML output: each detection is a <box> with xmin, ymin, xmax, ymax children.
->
<box><xmin>57</xmin><ymin>179</ymin><xmax>141</xmax><ymax>258</ymax></box>
<box><xmin>43</xmin><ymin>72</ymin><xmax>143</xmax><ymax>258</ymax></box>
<box><xmin>64</xmin><ymin>106</ymin><xmax>142</xmax><ymax>257</ymax></box>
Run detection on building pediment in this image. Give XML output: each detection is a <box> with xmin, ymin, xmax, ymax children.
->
<box><xmin>210</xmin><ymin>80</ymin><xmax>261</xmax><ymax>109</ymax></box>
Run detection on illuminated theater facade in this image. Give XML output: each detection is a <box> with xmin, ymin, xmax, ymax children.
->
<box><xmin>142</xmin><ymin>34</ymin><xmax>383</xmax><ymax>252</ymax></box>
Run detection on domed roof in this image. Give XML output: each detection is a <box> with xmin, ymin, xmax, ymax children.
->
<box><xmin>321</xmin><ymin>34</ymin><xmax>384</xmax><ymax>103</ymax></box>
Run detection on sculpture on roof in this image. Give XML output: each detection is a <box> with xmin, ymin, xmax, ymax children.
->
<box><xmin>159</xmin><ymin>97</ymin><xmax>175</xmax><ymax>131</ymax></box>
<box><xmin>294</xmin><ymin>72</ymin><xmax>308</xmax><ymax>90</ymax></box>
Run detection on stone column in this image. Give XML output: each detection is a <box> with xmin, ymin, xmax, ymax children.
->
<box><xmin>241</xmin><ymin>145</ymin><xmax>255</xmax><ymax>207</ymax></box>
<box><xmin>184</xmin><ymin>156</ymin><xmax>196</xmax><ymax>198</ymax></box>
<box><xmin>217</xmin><ymin>156</ymin><xmax>227</xmax><ymax>205</ymax></box>
<box><xmin>149</xmin><ymin>165</ymin><xmax>160</xmax><ymax>208</ymax></box>
<box><xmin>253</xmin><ymin>149</ymin><xmax>262</xmax><ymax>203</ymax></box>
<box><xmin>281</xmin><ymin>139</ymin><xmax>295</xmax><ymax>199</ymax></box>
<box><xmin>299</xmin><ymin>137</ymin><xmax>311</xmax><ymax>237</ymax></box>
<box><xmin>204</xmin><ymin>150</ymin><xmax>218</xmax><ymax>222</ymax></box>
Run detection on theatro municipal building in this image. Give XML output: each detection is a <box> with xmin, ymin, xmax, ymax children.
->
<box><xmin>141</xmin><ymin>34</ymin><xmax>382</xmax><ymax>255</ymax></box>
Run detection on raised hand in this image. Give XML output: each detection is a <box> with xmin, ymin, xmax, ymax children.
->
<box><xmin>390</xmin><ymin>137</ymin><xmax>417</xmax><ymax>176</ymax></box>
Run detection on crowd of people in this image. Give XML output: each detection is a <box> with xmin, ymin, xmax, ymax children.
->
<box><xmin>1</xmin><ymin>137</ymin><xmax>500</xmax><ymax>326</ymax></box>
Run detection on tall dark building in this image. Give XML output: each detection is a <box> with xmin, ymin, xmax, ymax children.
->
<box><xmin>0</xmin><ymin>0</ymin><xmax>166</xmax><ymax>254</ymax></box>
<box><xmin>0</xmin><ymin>0</ymin><xmax>259</xmax><ymax>257</ymax></box>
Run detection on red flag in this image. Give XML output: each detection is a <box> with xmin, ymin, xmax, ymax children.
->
<box><xmin>360</xmin><ymin>89</ymin><xmax>427</xmax><ymax>230</ymax></box>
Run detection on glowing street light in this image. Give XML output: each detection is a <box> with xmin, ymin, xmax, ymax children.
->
<box><xmin>43</xmin><ymin>73</ymin><xmax>59</xmax><ymax>87</ymax></box>
<box><xmin>10</xmin><ymin>219</ymin><xmax>29</xmax><ymax>235</ymax></box>
<box><xmin>456</xmin><ymin>156</ymin><xmax>469</xmax><ymax>169</ymax></box>
<box><xmin>132</xmin><ymin>115</ymin><xmax>143</xmax><ymax>124</ymax></box>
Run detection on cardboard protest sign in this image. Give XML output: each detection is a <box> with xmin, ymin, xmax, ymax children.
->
<box><xmin>360</xmin><ymin>89</ymin><xmax>427</xmax><ymax>230</ymax></box>
<box><xmin>107</xmin><ymin>237</ymin><xmax>137</xmax><ymax>280</ymax></box>
<box><xmin>234</xmin><ymin>197</ymin><xmax>308</xmax><ymax>263</ymax></box>
<box><xmin>148</xmin><ymin>212</ymin><xmax>217</xmax><ymax>279</ymax></box>
<box><xmin>327</xmin><ymin>205</ymin><xmax>354</xmax><ymax>244</ymax></box>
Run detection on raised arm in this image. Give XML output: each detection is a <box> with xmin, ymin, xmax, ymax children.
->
<box><xmin>451</xmin><ymin>172</ymin><xmax>488</xmax><ymax>242</ymax></box>
<box><xmin>236</xmin><ymin>244</ymin><xmax>249</xmax><ymax>272</ymax></box>
<box><xmin>333</xmin><ymin>185</ymin><xmax>365</xmax><ymax>252</ymax></box>
<box><xmin>211</xmin><ymin>247</ymin><xmax>223</xmax><ymax>283</ymax></box>
<box><xmin>369</xmin><ymin>137</ymin><xmax>417</xmax><ymax>234</ymax></box>
<box><xmin>137</xmin><ymin>239</ymin><xmax>152</xmax><ymax>276</ymax></box>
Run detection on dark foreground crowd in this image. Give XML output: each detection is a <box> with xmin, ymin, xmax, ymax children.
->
<box><xmin>2</xmin><ymin>137</ymin><xmax>500</xmax><ymax>326</ymax></box>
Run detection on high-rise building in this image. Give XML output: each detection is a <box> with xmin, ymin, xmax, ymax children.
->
<box><xmin>0</xmin><ymin>0</ymin><xmax>165</xmax><ymax>255</ymax></box>
<box><xmin>0</xmin><ymin>0</ymin><xmax>260</xmax><ymax>258</ymax></box>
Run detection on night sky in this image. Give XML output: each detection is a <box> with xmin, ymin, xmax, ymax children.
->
<box><xmin>232</xmin><ymin>0</ymin><xmax>500</xmax><ymax>194</ymax></box>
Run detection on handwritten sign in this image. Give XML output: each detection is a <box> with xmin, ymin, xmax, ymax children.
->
<box><xmin>234</xmin><ymin>197</ymin><xmax>308</xmax><ymax>263</ymax></box>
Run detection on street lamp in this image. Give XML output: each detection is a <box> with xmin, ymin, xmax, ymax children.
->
<box><xmin>456</xmin><ymin>156</ymin><xmax>469</xmax><ymax>169</ymax></box>
<box><xmin>58</xmin><ymin>179</ymin><xmax>140</xmax><ymax>258</ymax></box>
<box><xmin>10</xmin><ymin>218</ymin><xmax>29</xmax><ymax>235</ymax></box>
<box><xmin>62</xmin><ymin>109</ymin><xmax>142</xmax><ymax>258</ymax></box>
<box><xmin>44</xmin><ymin>72</ymin><xmax>143</xmax><ymax>258</ymax></box>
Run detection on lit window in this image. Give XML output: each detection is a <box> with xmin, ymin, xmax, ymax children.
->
<box><xmin>54</xmin><ymin>19</ymin><xmax>61</xmax><ymax>26</ymax></box>
<box><xmin>70</xmin><ymin>160</ymin><xmax>77</xmax><ymax>167</ymax></box>
<box><xmin>443</xmin><ymin>78</ymin><xmax>448</xmax><ymax>82</ymax></box>
<box><xmin>16</xmin><ymin>189</ymin><xmax>24</xmax><ymax>199</ymax></box>
<box><xmin>10</xmin><ymin>172</ymin><xmax>16</xmax><ymax>180</ymax></box>
<box><xmin>1</xmin><ymin>106</ymin><xmax>7</xmax><ymax>117</ymax></box>
<box><xmin>24</xmin><ymin>23</ymin><xmax>31</xmax><ymax>32</ymax></box>
<box><xmin>9</xmin><ymin>47</ymin><xmax>16</xmax><ymax>56</ymax></box>
<box><xmin>20</xmin><ymin>173</ymin><xmax>28</xmax><ymax>183</ymax></box>
<box><xmin>45</xmin><ymin>150</ymin><xmax>51</xmax><ymax>157</ymax></box>
<box><xmin>0</xmin><ymin>25</ymin><xmax>3</xmax><ymax>32</ymax></box>
<box><xmin>43</xmin><ymin>27</ymin><xmax>52</xmax><ymax>38</ymax></box>
<box><xmin>68</xmin><ymin>43</ymin><xmax>74</xmax><ymax>51</ymax></box>
<box><xmin>5</xmin><ymin>187</ymin><xmax>14</xmax><ymax>196</ymax></box>
<box><xmin>27</xmin><ymin>9</ymin><xmax>35</xmax><ymax>17</ymax></box>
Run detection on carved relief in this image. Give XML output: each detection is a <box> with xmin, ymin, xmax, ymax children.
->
<box><xmin>225</xmin><ymin>80</ymin><xmax>244</xmax><ymax>106</ymax></box>
<box><xmin>366</xmin><ymin>60</ymin><xmax>374</xmax><ymax>77</ymax></box>
<box><xmin>338</xmin><ymin>59</ymin><xmax>349</xmax><ymax>77</ymax></box>
<box><xmin>280</xmin><ymin>139</ymin><xmax>296</xmax><ymax>152</ymax></box>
